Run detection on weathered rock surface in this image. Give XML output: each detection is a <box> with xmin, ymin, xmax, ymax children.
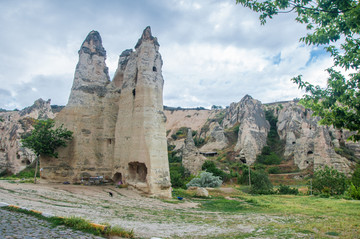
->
<box><xmin>276</xmin><ymin>102</ymin><xmax>354</xmax><ymax>174</ymax></box>
<box><xmin>40</xmin><ymin>27</ymin><xmax>171</xmax><ymax>198</ymax></box>
<box><xmin>0</xmin><ymin>99</ymin><xmax>54</xmax><ymax>174</ymax></box>
<box><xmin>164</xmin><ymin>109</ymin><xmax>215</xmax><ymax>138</ymax></box>
<box><xmin>182</xmin><ymin>128</ymin><xmax>206</xmax><ymax>175</ymax></box>
<box><xmin>200</xmin><ymin>122</ymin><xmax>228</xmax><ymax>151</ymax></box>
<box><xmin>223</xmin><ymin>95</ymin><xmax>270</xmax><ymax>164</ymax></box>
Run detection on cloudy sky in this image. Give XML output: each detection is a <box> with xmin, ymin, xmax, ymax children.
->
<box><xmin>0</xmin><ymin>0</ymin><xmax>332</xmax><ymax>110</ymax></box>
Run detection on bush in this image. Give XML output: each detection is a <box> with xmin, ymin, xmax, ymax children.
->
<box><xmin>202</xmin><ymin>160</ymin><xmax>230</xmax><ymax>181</ymax></box>
<box><xmin>250</xmin><ymin>170</ymin><xmax>273</xmax><ymax>194</ymax></box>
<box><xmin>194</xmin><ymin>137</ymin><xmax>205</xmax><ymax>147</ymax></box>
<box><xmin>345</xmin><ymin>183</ymin><xmax>360</xmax><ymax>200</ymax></box>
<box><xmin>256</xmin><ymin>152</ymin><xmax>282</xmax><ymax>165</ymax></box>
<box><xmin>351</xmin><ymin>165</ymin><xmax>360</xmax><ymax>187</ymax></box>
<box><xmin>169</xmin><ymin>163</ymin><xmax>192</xmax><ymax>189</ymax></box>
<box><xmin>186</xmin><ymin>172</ymin><xmax>222</xmax><ymax>188</ymax></box>
<box><xmin>312</xmin><ymin>166</ymin><xmax>347</xmax><ymax>195</ymax></box>
<box><xmin>277</xmin><ymin>184</ymin><xmax>299</xmax><ymax>195</ymax></box>
<box><xmin>268</xmin><ymin>166</ymin><xmax>280</xmax><ymax>174</ymax></box>
<box><xmin>239</xmin><ymin>168</ymin><xmax>273</xmax><ymax>194</ymax></box>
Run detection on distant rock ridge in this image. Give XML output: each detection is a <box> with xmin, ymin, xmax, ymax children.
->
<box><xmin>165</xmin><ymin>95</ymin><xmax>359</xmax><ymax>174</ymax></box>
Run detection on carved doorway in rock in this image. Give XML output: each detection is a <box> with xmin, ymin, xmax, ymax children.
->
<box><xmin>112</xmin><ymin>172</ymin><xmax>123</xmax><ymax>184</ymax></box>
<box><xmin>128</xmin><ymin>162</ymin><xmax>147</xmax><ymax>182</ymax></box>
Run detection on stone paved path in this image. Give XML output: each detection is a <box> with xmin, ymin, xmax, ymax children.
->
<box><xmin>0</xmin><ymin>209</ymin><xmax>104</xmax><ymax>239</ymax></box>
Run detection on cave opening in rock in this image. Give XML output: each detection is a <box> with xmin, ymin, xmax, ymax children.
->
<box><xmin>128</xmin><ymin>162</ymin><xmax>147</xmax><ymax>182</ymax></box>
<box><xmin>112</xmin><ymin>172</ymin><xmax>123</xmax><ymax>184</ymax></box>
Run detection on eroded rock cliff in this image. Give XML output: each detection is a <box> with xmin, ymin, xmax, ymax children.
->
<box><xmin>0</xmin><ymin>99</ymin><xmax>54</xmax><ymax>174</ymax></box>
<box><xmin>274</xmin><ymin>102</ymin><xmax>354</xmax><ymax>174</ymax></box>
<box><xmin>223</xmin><ymin>95</ymin><xmax>270</xmax><ymax>164</ymax></box>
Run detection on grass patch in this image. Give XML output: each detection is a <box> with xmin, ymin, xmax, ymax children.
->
<box><xmin>199</xmin><ymin>198</ymin><xmax>257</xmax><ymax>212</ymax></box>
<box><xmin>0</xmin><ymin>165</ymin><xmax>39</xmax><ymax>180</ymax></box>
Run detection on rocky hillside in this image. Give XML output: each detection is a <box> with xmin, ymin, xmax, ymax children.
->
<box><xmin>1</xmin><ymin>94</ymin><xmax>359</xmax><ymax>176</ymax></box>
<box><xmin>166</xmin><ymin>95</ymin><xmax>359</xmax><ymax>175</ymax></box>
<box><xmin>0</xmin><ymin>99</ymin><xmax>55</xmax><ymax>174</ymax></box>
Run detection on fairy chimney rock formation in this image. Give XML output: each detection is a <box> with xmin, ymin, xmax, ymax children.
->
<box><xmin>68</xmin><ymin>30</ymin><xmax>110</xmax><ymax>106</ymax></box>
<box><xmin>40</xmin><ymin>27</ymin><xmax>171</xmax><ymax>198</ymax></box>
<box><xmin>182</xmin><ymin>128</ymin><xmax>206</xmax><ymax>175</ymax></box>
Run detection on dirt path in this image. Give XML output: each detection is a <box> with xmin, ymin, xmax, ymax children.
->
<box><xmin>0</xmin><ymin>180</ymin><xmax>298</xmax><ymax>238</ymax></box>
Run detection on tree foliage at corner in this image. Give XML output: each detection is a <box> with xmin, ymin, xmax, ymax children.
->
<box><xmin>236</xmin><ymin>0</ymin><xmax>360</xmax><ymax>141</ymax></box>
<box><xmin>21</xmin><ymin>119</ymin><xmax>73</xmax><ymax>158</ymax></box>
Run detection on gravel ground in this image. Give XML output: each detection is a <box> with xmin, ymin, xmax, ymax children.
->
<box><xmin>0</xmin><ymin>180</ymin><xmax>297</xmax><ymax>238</ymax></box>
<box><xmin>0</xmin><ymin>208</ymin><xmax>104</xmax><ymax>239</ymax></box>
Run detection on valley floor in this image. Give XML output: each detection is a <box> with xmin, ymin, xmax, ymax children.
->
<box><xmin>0</xmin><ymin>180</ymin><xmax>359</xmax><ymax>238</ymax></box>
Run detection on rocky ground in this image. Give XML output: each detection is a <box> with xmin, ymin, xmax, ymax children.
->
<box><xmin>0</xmin><ymin>209</ymin><xmax>104</xmax><ymax>239</ymax></box>
<box><xmin>0</xmin><ymin>180</ymin><xmax>312</xmax><ymax>239</ymax></box>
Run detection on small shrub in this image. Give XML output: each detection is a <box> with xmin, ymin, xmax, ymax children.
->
<box><xmin>194</xmin><ymin>137</ymin><xmax>205</xmax><ymax>147</ymax></box>
<box><xmin>345</xmin><ymin>183</ymin><xmax>360</xmax><ymax>200</ymax></box>
<box><xmin>268</xmin><ymin>166</ymin><xmax>280</xmax><ymax>174</ymax></box>
<box><xmin>257</xmin><ymin>152</ymin><xmax>282</xmax><ymax>165</ymax></box>
<box><xmin>277</xmin><ymin>184</ymin><xmax>299</xmax><ymax>195</ymax></box>
<box><xmin>351</xmin><ymin>165</ymin><xmax>360</xmax><ymax>187</ymax></box>
<box><xmin>171</xmin><ymin>134</ymin><xmax>177</xmax><ymax>140</ymax></box>
<box><xmin>169</xmin><ymin>163</ymin><xmax>191</xmax><ymax>189</ymax></box>
<box><xmin>186</xmin><ymin>172</ymin><xmax>222</xmax><ymax>188</ymax></box>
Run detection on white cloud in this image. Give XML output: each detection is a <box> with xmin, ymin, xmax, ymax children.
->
<box><xmin>0</xmin><ymin>0</ymin><xmax>334</xmax><ymax>110</ymax></box>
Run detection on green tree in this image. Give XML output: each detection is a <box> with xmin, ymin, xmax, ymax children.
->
<box><xmin>312</xmin><ymin>166</ymin><xmax>347</xmax><ymax>195</ymax></box>
<box><xmin>21</xmin><ymin>119</ymin><xmax>73</xmax><ymax>184</ymax></box>
<box><xmin>236</xmin><ymin>0</ymin><xmax>360</xmax><ymax>141</ymax></box>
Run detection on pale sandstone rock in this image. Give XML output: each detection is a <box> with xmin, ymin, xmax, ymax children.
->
<box><xmin>0</xmin><ymin>99</ymin><xmax>54</xmax><ymax>174</ymax></box>
<box><xmin>276</xmin><ymin>102</ymin><xmax>354</xmax><ymax>174</ymax></box>
<box><xmin>196</xmin><ymin>187</ymin><xmax>209</xmax><ymax>197</ymax></box>
<box><xmin>223</xmin><ymin>95</ymin><xmax>270</xmax><ymax>164</ymax></box>
<box><xmin>182</xmin><ymin>128</ymin><xmax>206</xmax><ymax>175</ymax></box>
<box><xmin>200</xmin><ymin>122</ymin><xmax>228</xmax><ymax>151</ymax></box>
<box><xmin>40</xmin><ymin>27</ymin><xmax>171</xmax><ymax>198</ymax></box>
<box><xmin>164</xmin><ymin>109</ymin><xmax>215</xmax><ymax>138</ymax></box>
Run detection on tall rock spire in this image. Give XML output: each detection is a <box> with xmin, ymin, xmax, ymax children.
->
<box><xmin>67</xmin><ymin>30</ymin><xmax>110</xmax><ymax>106</ymax></box>
<box><xmin>134</xmin><ymin>26</ymin><xmax>159</xmax><ymax>49</ymax></box>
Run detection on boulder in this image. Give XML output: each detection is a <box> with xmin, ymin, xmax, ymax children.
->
<box><xmin>196</xmin><ymin>187</ymin><xmax>209</xmax><ymax>197</ymax></box>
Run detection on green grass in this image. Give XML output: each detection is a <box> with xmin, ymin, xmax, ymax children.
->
<box><xmin>170</xmin><ymin>187</ymin><xmax>360</xmax><ymax>238</ymax></box>
<box><xmin>0</xmin><ymin>165</ymin><xmax>39</xmax><ymax>180</ymax></box>
<box><xmin>199</xmin><ymin>198</ymin><xmax>259</xmax><ymax>212</ymax></box>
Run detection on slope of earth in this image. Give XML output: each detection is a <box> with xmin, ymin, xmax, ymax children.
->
<box><xmin>164</xmin><ymin>109</ymin><xmax>216</xmax><ymax>137</ymax></box>
<box><xmin>0</xmin><ymin>180</ymin><xmax>359</xmax><ymax>238</ymax></box>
